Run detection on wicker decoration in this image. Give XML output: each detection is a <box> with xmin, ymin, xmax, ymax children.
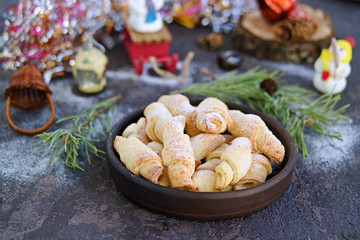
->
<box><xmin>5</xmin><ymin>65</ymin><xmax>55</xmax><ymax>135</ymax></box>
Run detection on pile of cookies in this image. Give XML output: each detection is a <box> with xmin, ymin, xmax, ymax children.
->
<box><xmin>113</xmin><ymin>94</ymin><xmax>285</xmax><ymax>192</ymax></box>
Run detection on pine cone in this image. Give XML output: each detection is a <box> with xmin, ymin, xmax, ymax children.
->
<box><xmin>197</xmin><ymin>33</ymin><xmax>224</xmax><ymax>50</ymax></box>
<box><xmin>260</xmin><ymin>78</ymin><xmax>278</xmax><ymax>96</ymax></box>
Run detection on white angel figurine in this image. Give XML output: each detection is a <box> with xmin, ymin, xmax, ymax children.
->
<box><xmin>128</xmin><ymin>0</ymin><xmax>164</xmax><ymax>33</ymax></box>
<box><xmin>313</xmin><ymin>37</ymin><xmax>355</xmax><ymax>94</ymax></box>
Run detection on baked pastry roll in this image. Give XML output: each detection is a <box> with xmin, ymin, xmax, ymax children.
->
<box><xmin>192</xmin><ymin>170</ymin><xmax>217</xmax><ymax>192</ymax></box>
<box><xmin>233</xmin><ymin>163</ymin><xmax>267</xmax><ymax>190</ymax></box>
<box><xmin>205</xmin><ymin>143</ymin><xmax>229</xmax><ymax>161</ymax></box>
<box><xmin>158</xmin><ymin>93</ymin><xmax>201</xmax><ymax>137</ymax></box>
<box><xmin>228</xmin><ymin>110</ymin><xmax>285</xmax><ymax>163</ymax></box>
<box><xmin>158</xmin><ymin>167</ymin><xmax>171</xmax><ymax>187</ymax></box>
<box><xmin>147</xmin><ymin>141</ymin><xmax>164</xmax><ymax>157</ymax></box>
<box><xmin>252</xmin><ymin>153</ymin><xmax>272</xmax><ymax>175</ymax></box>
<box><xmin>215</xmin><ymin>137</ymin><xmax>253</xmax><ymax>190</ymax></box>
<box><xmin>192</xmin><ymin>158</ymin><xmax>232</xmax><ymax>192</ymax></box>
<box><xmin>233</xmin><ymin>153</ymin><xmax>272</xmax><ymax>190</ymax></box>
<box><xmin>223</xmin><ymin>134</ymin><xmax>235</xmax><ymax>144</ymax></box>
<box><xmin>161</xmin><ymin>115</ymin><xmax>196</xmax><ymax>190</ymax></box>
<box><xmin>193</xmin><ymin>158</ymin><xmax>221</xmax><ymax>192</ymax></box>
<box><xmin>196</xmin><ymin>158</ymin><xmax>222</xmax><ymax>171</ymax></box>
<box><xmin>144</xmin><ymin>102</ymin><xmax>173</xmax><ymax>143</ymax></box>
<box><xmin>194</xmin><ymin>97</ymin><xmax>231</xmax><ymax>134</ymax></box>
<box><xmin>158</xmin><ymin>94</ymin><xmax>194</xmax><ymax>119</ymax></box>
<box><xmin>122</xmin><ymin>117</ymin><xmax>150</xmax><ymax>144</ymax></box>
<box><xmin>184</xmin><ymin>112</ymin><xmax>203</xmax><ymax>137</ymax></box>
<box><xmin>113</xmin><ymin>136</ymin><xmax>163</xmax><ymax>183</ymax></box>
<box><xmin>214</xmin><ymin>160</ymin><xmax>234</xmax><ymax>190</ymax></box>
<box><xmin>190</xmin><ymin>133</ymin><xmax>225</xmax><ymax>167</ymax></box>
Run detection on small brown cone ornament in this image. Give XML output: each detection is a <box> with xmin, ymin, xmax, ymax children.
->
<box><xmin>5</xmin><ymin>65</ymin><xmax>55</xmax><ymax>135</ymax></box>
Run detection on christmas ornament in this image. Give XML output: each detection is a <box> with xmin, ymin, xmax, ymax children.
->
<box><xmin>72</xmin><ymin>40</ymin><xmax>108</xmax><ymax>94</ymax></box>
<box><xmin>257</xmin><ymin>0</ymin><xmax>297</xmax><ymax>22</ymax></box>
<box><xmin>172</xmin><ymin>0</ymin><xmax>204</xmax><ymax>29</ymax></box>
<box><xmin>0</xmin><ymin>0</ymin><xmax>123</xmax><ymax>82</ymax></box>
<box><xmin>5</xmin><ymin>65</ymin><xmax>55</xmax><ymax>135</ymax></box>
<box><xmin>128</xmin><ymin>0</ymin><xmax>165</xmax><ymax>33</ymax></box>
<box><xmin>201</xmin><ymin>0</ymin><xmax>230</xmax><ymax>28</ymax></box>
<box><xmin>124</xmin><ymin>0</ymin><xmax>178</xmax><ymax>75</ymax></box>
<box><xmin>313</xmin><ymin>37</ymin><xmax>355</xmax><ymax>94</ymax></box>
<box><xmin>200</xmin><ymin>0</ymin><xmax>257</xmax><ymax>33</ymax></box>
<box><xmin>158</xmin><ymin>0</ymin><xmax>257</xmax><ymax>32</ymax></box>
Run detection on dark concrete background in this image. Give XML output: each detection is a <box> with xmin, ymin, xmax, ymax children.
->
<box><xmin>1</xmin><ymin>0</ymin><xmax>359</xmax><ymax>239</ymax></box>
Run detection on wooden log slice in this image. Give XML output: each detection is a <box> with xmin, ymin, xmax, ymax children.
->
<box><xmin>232</xmin><ymin>4</ymin><xmax>335</xmax><ymax>63</ymax></box>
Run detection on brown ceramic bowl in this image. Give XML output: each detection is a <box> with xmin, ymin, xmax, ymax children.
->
<box><xmin>106</xmin><ymin>100</ymin><xmax>296</xmax><ymax>220</ymax></box>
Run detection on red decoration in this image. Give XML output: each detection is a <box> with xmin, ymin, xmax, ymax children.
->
<box><xmin>322</xmin><ymin>71</ymin><xmax>330</xmax><ymax>81</ymax></box>
<box><xmin>344</xmin><ymin>37</ymin><xmax>356</xmax><ymax>48</ymax></box>
<box><xmin>123</xmin><ymin>28</ymin><xmax>178</xmax><ymax>75</ymax></box>
<box><xmin>257</xmin><ymin>0</ymin><xmax>297</xmax><ymax>22</ymax></box>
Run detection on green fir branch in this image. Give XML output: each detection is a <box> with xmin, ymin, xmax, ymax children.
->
<box><xmin>35</xmin><ymin>95</ymin><xmax>121</xmax><ymax>170</ymax></box>
<box><xmin>181</xmin><ymin>67</ymin><xmax>351</xmax><ymax>157</ymax></box>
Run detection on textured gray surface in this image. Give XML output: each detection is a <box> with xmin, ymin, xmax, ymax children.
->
<box><xmin>1</xmin><ymin>0</ymin><xmax>360</xmax><ymax>239</ymax></box>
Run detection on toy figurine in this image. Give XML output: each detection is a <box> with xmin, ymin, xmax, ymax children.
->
<box><xmin>313</xmin><ymin>37</ymin><xmax>355</xmax><ymax>94</ymax></box>
<box><xmin>123</xmin><ymin>0</ymin><xmax>178</xmax><ymax>75</ymax></box>
<box><xmin>128</xmin><ymin>0</ymin><xmax>164</xmax><ymax>33</ymax></box>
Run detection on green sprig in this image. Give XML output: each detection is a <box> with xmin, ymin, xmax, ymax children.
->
<box><xmin>35</xmin><ymin>95</ymin><xmax>121</xmax><ymax>170</ymax></box>
<box><xmin>181</xmin><ymin>67</ymin><xmax>351</xmax><ymax>156</ymax></box>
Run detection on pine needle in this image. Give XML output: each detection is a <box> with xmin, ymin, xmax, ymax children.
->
<box><xmin>180</xmin><ymin>67</ymin><xmax>351</xmax><ymax>157</ymax></box>
<box><xmin>34</xmin><ymin>95</ymin><xmax>121</xmax><ymax>170</ymax></box>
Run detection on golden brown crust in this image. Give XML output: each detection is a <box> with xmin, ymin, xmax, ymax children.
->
<box><xmin>147</xmin><ymin>141</ymin><xmax>164</xmax><ymax>157</ymax></box>
<box><xmin>136</xmin><ymin>117</ymin><xmax>150</xmax><ymax>144</ymax></box>
<box><xmin>228</xmin><ymin>110</ymin><xmax>285</xmax><ymax>163</ymax></box>
<box><xmin>158</xmin><ymin>167</ymin><xmax>171</xmax><ymax>187</ymax></box>
<box><xmin>205</xmin><ymin>143</ymin><xmax>229</xmax><ymax>162</ymax></box>
<box><xmin>255</xmin><ymin>127</ymin><xmax>285</xmax><ymax>164</ymax></box>
<box><xmin>195</xmin><ymin>97</ymin><xmax>231</xmax><ymax>134</ymax></box>
<box><xmin>158</xmin><ymin>94</ymin><xmax>202</xmax><ymax>137</ymax></box>
<box><xmin>161</xmin><ymin>116</ymin><xmax>196</xmax><ymax>190</ymax></box>
<box><xmin>122</xmin><ymin>117</ymin><xmax>150</xmax><ymax>144</ymax></box>
<box><xmin>252</xmin><ymin>153</ymin><xmax>272</xmax><ymax>175</ymax></box>
<box><xmin>215</xmin><ymin>161</ymin><xmax>234</xmax><ymax>190</ymax></box>
<box><xmin>190</xmin><ymin>133</ymin><xmax>225</xmax><ymax>163</ymax></box>
<box><xmin>223</xmin><ymin>134</ymin><xmax>236</xmax><ymax>144</ymax></box>
<box><xmin>113</xmin><ymin>136</ymin><xmax>163</xmax><ymax>183</ymax></box>
<box><xmin>185</xmin><ymin>111</ymin><xmax>203</xmax><ymax>137</ymax></box>
<box><xmin>219</xmin><ymin>137</ymin><xmax>253</xmax><ymax>185</ymax></box>
<box><xmin>192</xmin><ymin>170</ymin><xmax>217</xmax><ymax>192</ymax></box>
<box><xmin>228</xmin><ymin>110</ymin><xmax>265</xmax><ymax>142</ymax></box>
<box><xmin>118</xmin><ymin>95</ymin><xmax>284</xmax><ymax>191</ymax></box>
<box><xmin>144</xmin><ymin>102</ymin><xmax>173</xmax><ymax>143</ymax></box>
<box><xmin>196</xmin><ymin>158</ymin><xmax>222</xmax><ymax>171</ymax></box>
<box><xmin>193</xmin><ymin>158</ymin><xmax>222</xmax><ymax>192</ymax></box>
<box><xmin>158</xmin><ymin>94</ymin><xmax>195</xmax><ymax>117</ymax></box>
<box><xmin>233</xmin><ymin>163</ymin><xmax>268</xmax><ymax>190</ymax></box>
